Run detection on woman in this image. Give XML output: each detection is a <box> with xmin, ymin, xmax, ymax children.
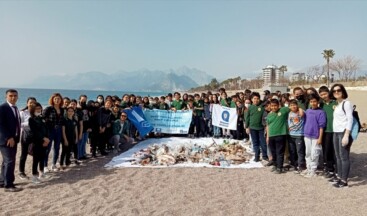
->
<box><xmin>95</xmin><ymin>99</ymin><xmax>112</xmax><ymax>155</ymax></box>
<box><xmin>28</xmin><ymin>103</ymin><xmax>50</xmax><ymax>183</ymax></box>
<box><xmin>211</xmin><ymin>95</ymin><xmax>221</xmax><ymax>138</ymax></box>
<box><xmin>19</xmin><ymin>97</ymin><xmax>37</xmax><ymax>179</ymax></box>
<box><xmin>330</xmin><ymin>84</ymin><xmax>353</xmax><ymax>188</ymax></box>
<box><xmin>43</xmin><ymin>93</ymin><xmax>64</xmax><ymax>172</ymax></box>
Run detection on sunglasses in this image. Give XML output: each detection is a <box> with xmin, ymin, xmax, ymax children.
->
<box><xmin>332</xmin><ymin>89</ymin><xmax>342</xmax><ymax>93</ymax></box>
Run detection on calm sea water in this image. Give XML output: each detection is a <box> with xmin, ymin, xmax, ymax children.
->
<box><xmin>0</xmin><ymin>88</ymin><xmax>167</xmax><ymax>109</ymax></box>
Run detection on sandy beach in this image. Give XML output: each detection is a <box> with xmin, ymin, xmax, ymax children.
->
<box><xmin>1</xmin><ymin>91</ymin><xmax>367</xmax><ymax>216</ymax></box>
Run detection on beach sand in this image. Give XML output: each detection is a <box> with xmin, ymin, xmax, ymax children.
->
<box><xmin>1</xmin><ymin>92</ymin><xmax>367</xmax><ymax>216</ymax></box>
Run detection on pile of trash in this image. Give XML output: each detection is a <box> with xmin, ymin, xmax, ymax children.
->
<box><xmin>131</xmin><ymin>139</ymin><xmax>252</xmax><ymax>167</ymax></box>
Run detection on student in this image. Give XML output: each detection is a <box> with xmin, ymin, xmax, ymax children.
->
<box><xmin>330</xmin><ymin>84</ymin><xmax>354</xmax><ymax>188</ymax></box>
<box><xmin>319</xmin><ymin>86</ymin><xmax>337</xmax><ymax>178</ymax></box>
<box><xmin>303</xmin><ymin>94</ymin><xmax>326</xmax><ymax>178</ymax></box>
<box><xmin>293</xmin><ymin>87</ymin><xmax>306</xmax><ymax>110</ymax></box>
<box><xmin>165</xmin><ymin>93</ymin><xmax>173</xmax><ymax>108</ymax></box>
<box><xmin>203</xmin><ymin>97</ymin><xmax>211</xmax><ymax>137</ymax></box>
<box><xmin>246</xmin><ymin>92</ymin><xmax>268</xmax><ymax>162</ymax></box>
<box><xmin>69</xmin><ymin>99</ymin><xmax>83</xmax><ymax>162</ymax></box>
<box><xmin>19</xmin><ymin>97</ymin><xmax>37</xmax><ymax>180</ymax></box>
<box><xmin>110</xmin><ymin>112</ymin><xmax>132</xmax><ymax>153</ymax></box>
<box><xmin>187</xmin><ymin>100</ymin><xmax>196</xmax><ymax>138</ymax></box>
<box><xmin>171</xmin><ymin>92</ymin><xmax>186</xmax><ymax>111</ymax></box>
<box><xmin>235</xmin><ymin>100</ymin><xmax>245</xmax><ymax>140</ymax></box>
<box><xmin>220</xmin><ymin>92</ymin><xmax>233</xmax><ymax>139</ymax></box>
<box><xmin>78</xmin><ymin>95</ymin><xmax>91</xmax><ymax>160</ymax></box>
<box><xmin>193</xmin><ymin>94</ymin><xmax>205</xmax><ymax>137</ymax></box>
<box><xmin>159</xmin><ymin>96</ymin><xmax>169</xmax><ymax>110</ymax></box>
<box><xmin>120</xmin><ymin>94</ymin><xmax>130</xmax><ymax>109</ymax></box>
<box><xmin>62</xmin><ymin>97</ymin><xmax>71</xmax><ymax>109</ymax></box>
<box><xmin>266</xmin><ymin>99</ymin><xmax>290</xmax><ymax>174</ymax></box>
<box><xmin>211</xmin><ymin>95</ymin><xmax>221</xmax><ymax>138</ymax></box>
<box><xmin>96</xmin><ymin>100</ymin><xmax>112</xmax><ymax>155</ymax></box>
<box><xmin>28</xmin><ymin>103</ymin><xmax>50</xmax><ymax>183</ymax></box>
<box><xmin>287</xmin><ymin>99</ymin><xmax>306</xmax><ymax>173</ymax></box>
<box><xmin>60</xmin><ymin>107</ymin><xmax>79</xmax><ymax>169</ymax></box>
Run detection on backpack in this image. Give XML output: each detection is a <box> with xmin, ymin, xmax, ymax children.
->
<box><xmin>342</xmin><ymin>101</ymin><xmax>361</xmax><ymax>140</ymax></box>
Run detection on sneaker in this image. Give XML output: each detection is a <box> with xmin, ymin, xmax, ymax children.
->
<box><xmin>51</xmin><ymin>165</ymin><xmax>59</xmax><ymax>172</ymax></box>
<box><xmin>19</xmin><ymin>173</ymin><xmax>29</xmax><ymax>180</ymax></box>
<box><xmin>270</xmin><ymin>166</ymin><xmax>277</xmax><ymax>172</ymax></box>
<box><xmin>274</xmin><ymin>168</ymin><xmax>283</xmax><ymax>174</ymax></box>
<box><xmin>304</xmin><ymin>171</ymin><xmax>316</xmax><ymax>178</ymax></box>
<box><xmin>39</xmin><ymin>173</ymin><xmax>51</xmax><ymax>179</ymax></box>
<box><xmin>253</xmin><ymin>157</ymin><xmax>260</xmax><ymax>162</ymax></box>
<box><xmin>44</xmin><ymin>167</ymin><xmax>50</xmax><ymax>173</ymax></box>
<box><xmin>265</xmin><ymin>161</ymin><xmax>274</xmax><ymax>167</ymax></box>
<box><xmin>300</xmin><ymin>169</ymin><xmax>309</xmax><ymax>176</ymax></box>
<box><xmin>328</xmin><ymin>177</ymin><xmax>340</xmax><ymax>184</ymax></box>
<box><xmin>333</xmin><ymin>181</ymin><xmax>348</xmax><ymax>188</ymax></box>
<box><xmin>32</xmin><ymin>176</ymin><xmax>41</xmax><ymax>184</ymax></box>
<box><xmin>323</xmin><ymin>172</ymin><xmax>335</xmax><ymax>179</ymax></box>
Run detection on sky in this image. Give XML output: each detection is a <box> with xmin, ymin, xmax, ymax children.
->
<box><xmin>0</xmin><ymin>0</ymin><xmax>366</xmax><ymax>87</ymax></box>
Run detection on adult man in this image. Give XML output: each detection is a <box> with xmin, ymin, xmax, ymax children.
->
<box><xmin>0</xmin><ymin>89</ymin><xmax>22</xmax><ymax>192</ymax></box>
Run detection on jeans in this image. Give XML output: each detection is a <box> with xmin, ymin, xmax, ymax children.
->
<box><xmin>60</xmin><ymin>142</ymin><xmax>72</xmax><ymax>166</ymax></box>
<box><xmin>304</xmin><ymin>137</ymin><xmax>322</xmax><ymax>172</ymax></box>
<box><xmin>78</xmin><ymin>132</ymin><xmax>89</xmax><ymax>159</ymax></box>
<box><xmin>250</xmin><ymin>129</ymin><xmax>268</xmax><ymax>159</ymax></box>
<box><xmin>213</xmin><ymin>126</ymin><xmax>221</xmax><ymax>137</ymax></box>
<box><xmin>333</xmin><ymin>132</ymin><xmax>352</xmax><ymax>182</ymax></box>
<box><xmin>45</xmin><ymin>126</ymin><xmax>62</xmax><ymax>167</ymax></box>
<box><xmin>288</xmin><ymin>136</ymin><xmax>306</xmax><ymax>169</ymax></box>
<box><xmin>194</xmin><ymin>116</ymin><xmax>205</xmax><ymax>137</ymax></box>
<box><xmin>268</xmin><ymin>135</ymin><xmax>286</xmax><ymax>169</ymax></box>
<box><xmin>322</xmin><ymin>132</ymin><xmax>335</xmax><ymax>172</ymax></box>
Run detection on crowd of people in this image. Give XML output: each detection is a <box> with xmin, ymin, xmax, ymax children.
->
<box><xmin>0</xmin><ymin>83</ymin><xmax>357</xmax><ymax>192</ymax></box>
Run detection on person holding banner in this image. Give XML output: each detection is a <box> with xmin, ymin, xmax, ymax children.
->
<box><xmin>193</xmin><ymin>94</ymin><xmax>205</xmax><ymax>138</ymax></box>
<box><xmin>245</xmin><ymin>92</ymin><xmax>268</xmax><ymax>162</ymax></box>
<box><xmin>220</xmin><ymin>92</ymin><xmax>235</xmax><ymax>139</ymax></box>
<box><xmin>171</xmin><ymin>92</ymin><xmax>186</xmax><ymax>111</ymax></box>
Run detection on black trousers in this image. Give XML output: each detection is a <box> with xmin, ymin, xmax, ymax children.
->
<box><xmin>194</xmin><ymin>116</ymin><xmax>205</xmax><ymax>137</ymax></box>
<box><xmin>288</xmin><ymin>136</ymin><xmax>306</xmax><ymax>169</ymax></box>
<box><xmin>19</xmin><ymin>138</ymin><xmax>30</xmax><ymax>174</ymax></box>
<box><xmin>322</xmin><ymin>132</ymin><xmax>336</xmax><ymax>172</ymax></box>
<box><xmin>60</xmin><ymin>143</ymin><xmax>72</xmax><ymax>166</ymax></box>
<box><xmin>32</xmin><ymin>144</ymin><xmax>46</xmax><ymax>175</ymax></box>
<box><xmin>268</xmin><ymin>135</ymin><xmax>286</xmax><ymax>169</ymax></box>
<box><xmin>0</xmin><ymin>144</ymin><xmax>17</xmax><ymax>187</ymax></box>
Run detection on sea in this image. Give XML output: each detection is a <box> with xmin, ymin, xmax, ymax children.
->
<box><xmin>0</xmin><ymin>88</ymin><xmax>167</xmax><ymax>109</ymax></box>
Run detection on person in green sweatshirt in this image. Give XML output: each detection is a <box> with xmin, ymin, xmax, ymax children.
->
<box><xmin>245</xmin><ymin>92</ymin><xmax>268</xmax><ymax>162</ymax></box>
<box><xmin>266</xmin><ymin>99</ymin><xmax>290</xmax><ymax>174</ymax></box>
<box><xmin>319</xmin><ymin>86</ymin><xmax>337</xmax><ymax>178</ymax></box>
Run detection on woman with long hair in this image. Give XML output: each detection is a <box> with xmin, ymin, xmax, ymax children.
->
<box><xmin>18</xmin><ymin>97</ymin><xmax>37</xmax><ymax>179</ymax></box>
<box><xmin>43</xmin><ymin>93</ymin><xmax>64</xmax><ymax>172</ymax></box>
<box><xmin>329</xmin><ymin>84</ymin><xmax>354</xmax><ymax>188</ymax></box>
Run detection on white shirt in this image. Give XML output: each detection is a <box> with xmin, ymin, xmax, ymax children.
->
<box><xmin>20</xmin><ymin>109</ymin><xmax>31</xmax><ymax>130</ymax></box>
<box><xmin>333</xmin><ymin>99</ymin><xmax>354</xmax><ymax>133</ymax></box>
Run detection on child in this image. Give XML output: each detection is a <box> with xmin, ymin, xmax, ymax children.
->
<box><xmin>193</xmin><ymin>94</ymin><xmax>205</xmax><ymax>138</ymax></box>
<box><xmin>246</xmin><ymin>92</ymin><xmax>268</xmax><ymax>162</ymax></box>
<box><xmin>203</xmin><ymin>97</ymin><xmax>211</xmax><ymax>137</ymax></box>
<box><xmin>319</xmin><ymin>86</ymin><xmax>337</xmax><ymax>178</ymax></box>
<box><xmin>303</xmin><ymin>94</ymin><xmax>326</xmax><ymax>177</ymax></box>
<box><xmin>266</xmin><ymin>99</ymin><xmax>290</xmax><ymax>174</ymax></box>
<box><xmin>171</xmin><ymin>92</ymin><xmax>186</xmax><ymax>111</ymax></box>
<box><xmin>187</xmin><ymin>100</ymin><xmax>195</xmax><ymax>138</ymax></box>
<box><xmin>61</xmin><ymin>107</ymin><xmax>79</xmax><ymax>169</ymax></box>
<box><xmin>159</xmin><ymin>96</ymin><xmax>169</xmax><ymax>110</ymax></box>
<box><xmin>287</xmin><ymin>99</ymin><xmax>306</xmax><ymax>173</ymax></box>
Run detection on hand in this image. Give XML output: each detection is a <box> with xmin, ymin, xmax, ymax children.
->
<box><xmin>43</xmin><ymin>137</ymin><xmax>50</xmax><ymax>145</ymax></box>
<box><xmin>75</xmin><ymin>139</ymin><xmax>79</xmax><ymax>144</ymax></box>
<box><xmin>7</xmin><ymin>138</ymin><xmax>15</xmax><ymax>147</ymax></box>
<box><xmin>64</xmin><ymin>141</ymin><xmax>69</xmax><ymax>147</ymax></box>
<box><xmin>87</xmin><ymin>129</ymin><xmax>92</xmax><ymax>132</ymax></box>
<box><xmin>317</xmin><ymin>139</ymin><xmax>322</xmax><ymax>145</ymax></box>
<box><xmin>342</xmin><ymin>135</ymin><xmax>349</xmax><ymax>146</ymax></box>
<box><xmin>107</xmin><ymin>123</ymin><xmax>111</xmax><ymax>128</ymax></box>
<box><xmin>42</xmin><ymin>141</ymin><xmax>49</xmax><ymax>147</ymax></box>
<box><xmin>246</xmin><ymin>128</ymin><xmax>250</xmax><ymax>134</ymax></box>
<box><xmin>266</xmin><ymin>137</ymin><xmax>269</xmax><ymax>145</ymax></box>
<box><xmin>79</xmin><ymin>134</ymin><xmax>83</xmax><ymax>140</ymax></box>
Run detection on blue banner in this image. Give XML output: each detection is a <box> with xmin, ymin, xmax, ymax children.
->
<box><xmin>125</xmin><ymin>107</ymin><xmax>154</xmax><ymax>136</ymax></box>
<box><xmin>143</xmin><ymin>109</ymin><xmax>193</xmax><ymax>134</ymax></box>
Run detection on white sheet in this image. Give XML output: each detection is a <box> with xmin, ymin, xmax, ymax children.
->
<box><xmin>104</xmin><ymin>137</ymin><xmax>264</xmax><ymax>169</ymax></box>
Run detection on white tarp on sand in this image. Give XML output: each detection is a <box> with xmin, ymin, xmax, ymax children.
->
<box><xmin>105</xmin><ymin>137</ymin><xmax>264</xmax><ymax>169</ymax></box>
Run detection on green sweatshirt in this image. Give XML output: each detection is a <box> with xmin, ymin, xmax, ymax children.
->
<box><xmin>245</xmin><ymin>104</ymin><xmax>265</xmax><ymax>130</ymax></box>
<box><xmin>320</xmin><ymin>100</ymin><xmax>337</xmax><ymax>133</ymax></box>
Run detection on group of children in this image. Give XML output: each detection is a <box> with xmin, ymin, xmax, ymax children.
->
<box><xmin>19</xmin><ymin>85</ymin><xmax>355</xmax><ymax>188</ymax></box>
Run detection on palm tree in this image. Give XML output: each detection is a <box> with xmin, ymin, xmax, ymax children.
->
<box><xmin>322</xmin><ymin>49</ymin><xmax>335</xmax><ymax>87</ymax></box>
<box><xmin>278</xmin><ymin>65</ymin><xmax>287</xmax><ymax>85</ymax></box>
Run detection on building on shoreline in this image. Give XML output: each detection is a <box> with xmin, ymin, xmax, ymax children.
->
<box><xmin>262</xmin><ymin>65</ymin><xmax>288</xmax><ymax>93</ymax></box>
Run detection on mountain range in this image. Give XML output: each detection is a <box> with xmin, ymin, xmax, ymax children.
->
<box><xmin>24</xmin><ymin>67</ymin><xmax>214</xmax><ymax>92</ymax></box>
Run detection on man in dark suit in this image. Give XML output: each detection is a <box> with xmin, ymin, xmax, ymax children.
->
<box><xmin>0</xmin><ymin>89</ymin><xmax>22</xmax><ymax>192</ymax></box>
